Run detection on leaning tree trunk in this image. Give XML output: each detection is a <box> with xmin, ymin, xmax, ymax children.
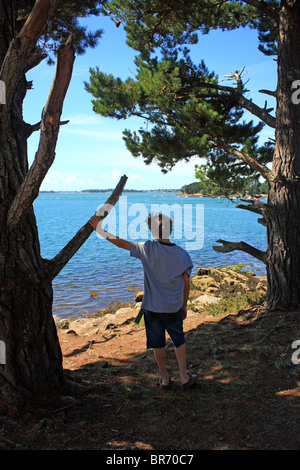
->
<box><xmin>0</xmin><ymin>0</ymin><xmax>71</xmax><ymax>402</ymax></box>
<box><xmin>265</xmin><ymin>0</ymin><xmax>300</xmax><ymax>310</ymax></box>
<box><xmin>0</xmin><ymin>0</ymin><xmax>128</xmax><ymax>403</ymax></box>
<box><xmin>0</xmin><ymin>87</ymin><xmax>65</xmax><ymax>400</ymax></box>
<box><xmin>0</xmin><ymin>76</ymin><xmax>128</xmax><ymax>401</ymax></box>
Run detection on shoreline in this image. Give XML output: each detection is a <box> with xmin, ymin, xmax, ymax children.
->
<box><xmin>54</xmin><ymin>265</ymin><xmax>267</xmax><ymax>331</ymax></box>
<box><xmin>176</xmin><ymin>192</ymin><xmax>268</xmax><ymax>199</ymax></box>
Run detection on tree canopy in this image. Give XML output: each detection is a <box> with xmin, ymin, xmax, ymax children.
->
<box><xmin>84</xmin><ymin>0</ymin><xmax>300</xmax><ymax>310</ymax></box>
<box><xmin>15</xmin><ymin>0</ymin><xmax>106</xmax><ymax>62</ymax></box>
<box><xmin>85</xmin><ymin>0</ymin><xmax>277</xmax><ymax>187</ymax></box>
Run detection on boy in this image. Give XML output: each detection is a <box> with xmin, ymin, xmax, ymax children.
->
<box><xmin>89</xmin><ymin>211</ymin><xmax>196</xmax><ymax>389</ymax></box>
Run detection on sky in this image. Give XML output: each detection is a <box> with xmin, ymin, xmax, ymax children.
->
<box><xmin>23</xmin><ymin>14</ymin><xmax>277</xmax><ymax>192</ymax></box>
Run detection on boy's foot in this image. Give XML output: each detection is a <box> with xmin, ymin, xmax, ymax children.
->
<box><xmin>182</xmin><ymin>373</ymin><xmax>197</xmax><ymax>389</ymax></box>
<box><xmin>158</xmin><ymin>376</ymin><xmax>172</xmax><ymax>390</ymax></box>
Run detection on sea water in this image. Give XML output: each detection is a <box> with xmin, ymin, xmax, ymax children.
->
<box><xmin>33</xmin><ymin>192</ymin><xmax>267</xmax><ymax>319</ymax></box>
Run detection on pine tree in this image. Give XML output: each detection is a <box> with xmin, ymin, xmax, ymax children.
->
<box><xmin>86</xmin><ymin>0</ymin><xmax>300</xmax><ymax>310</ymax></box>
<box><xmin>0</xmin><ymin>0</ymin><xmax>127</xmax><ymax>403</ymax></box>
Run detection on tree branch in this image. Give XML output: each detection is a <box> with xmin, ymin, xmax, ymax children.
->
<box><xmin>178</xmin><ymin>81</ymin><xmax>276</xmax><ymax>128</ymax></box>
<box><xmin>0</xmin><ymin>0</ymin><xmax>59</xmax><ymax>108</ymax></box>
<box><xmin>237</xmin><ymin>94</ymin><xmax>276</xmax><ymax>129</ymax></box>
<box><xmin>26</xmin><ymin>119</ymin><xmax>69</xmax><ymax>138</ymax></box>
<box><xmin>46</xmin><ymin>174</ymin><xmax>128</xmax><ymax>280</ymax></box>
<box><xmin>236</xmin><ymin>197</ymin><xmax>268</xmax><ymax>214</ymax></box>
<box><xmin>241</xmin><ymin>0</ymin><xmax>279</xmax><ymax>21</ymax></box>
<box><xmin>7</xmin><ymin>36</ymin><xmax>75</xmax><ymax>231</ymax></box>
<box><xmin>213</xmin><ymin>239</ymin><xmax>267</xmax><ymax>264</ymax></box>
<box><xmin>259</xmin><ymin>89</ymin><xmax>277</xmax><ymax>98</ymax></box>
<box><xmin>216</xmin><ymin>141</ymin><xmax>273</xmax><ymax>182</ymax></box>
<box><xmin>236</xmin><ymin>198</ymin><xmax>268</xmax><ymax>227</ymax></box>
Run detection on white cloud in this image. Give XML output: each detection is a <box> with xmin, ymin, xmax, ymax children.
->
<box><xmin>61</xmin><ymin>127</ymin><xmax>124</xmax><ymax>140</ymax></box>
<box><xmin>111</xmin><ymin>168</ymin><xmax>122</xmax><ymax>180</ymax></box>
<box><xmin>128</xmin><ymin>173</ymin><xmax>141</xmax><ymax>180</ymax></box>
<box><xmin>64</xmin><ymin>113</ymin><xmax>103</xmax><ymax>126</ymax></box>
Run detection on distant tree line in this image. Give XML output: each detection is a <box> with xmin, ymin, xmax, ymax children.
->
<box><xmin>181</xmin><ymin>178</ymin><xmax>268</xmax><ymax>197</ymax></box>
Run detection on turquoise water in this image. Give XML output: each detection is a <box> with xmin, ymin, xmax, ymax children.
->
<box><xmin>34</xmin><ymin>192</ymin><xmax>267</xmax><ymax>319</ymax></box>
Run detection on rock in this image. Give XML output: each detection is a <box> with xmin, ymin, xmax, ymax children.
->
<box><xmin>193</xmin><ymin>294</ymin><xmax>221</xmax><ymax>305</ymax></box>
<box><xmin>206</xmin><ymin>287</ymin><xmax>219</xmax><ymax>293</ymax></box>
<box><xmin>67</xmin><ymin>317</ymin><xmax>106</xmax><ymax>335</ymax></box>
<box><xmin>191</xmin><ymin>275</ymin><xmax>219</xmax><ymax>290</ymax></box>
<box><xmin>112</xmin><ymin>307</ymin><xmax>137</xmax><ymax>325</ymax></box>
<box><xmin>67</xmin><ymin>307</ymin><xmax>137</xmax><ymax>336</ymax></box>
<box><xmin>197</xmin><ymin>267</ymin><xmax>211</xmax><ymax>276</ymax></box>
<box><xmin>53</xmin><ymin>316</ymin><xmax>70</xmax><ymax>330</ymax></box>
<box><xmin>135</xmin><ymin>291</ymin><xmax>144</xmax><ymax>302</ymax></box>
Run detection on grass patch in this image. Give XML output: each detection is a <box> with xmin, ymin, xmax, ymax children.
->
<box><xmin>203</xmin><ymin>289</ymin><xmax>266</xmax><ymax>317</ymax></box>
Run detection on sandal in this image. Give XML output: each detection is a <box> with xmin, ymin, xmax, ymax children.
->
<box><xmin>158</xmin><ymin>377</ymin><xmax>172</xmax><ymax>390</ymax></box>
<box><xmin>182</xmin><ymin>373</ymin><xmax>197</xmax><ymax>389</ymax></box>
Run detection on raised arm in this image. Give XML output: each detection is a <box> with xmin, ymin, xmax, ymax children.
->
<box><xmin>89</xmin><ymin>216</ymin><xmax>130</xmax><ymax>251</ymax></box>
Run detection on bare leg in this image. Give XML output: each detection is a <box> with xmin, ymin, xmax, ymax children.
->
<box><xmin>175</xmin><ymin>343</ymin><xmax>190</xmax><ymax>384</ymax></box>
<box><xmin>153</xmin><ymin>348</ymin><xmax>169</xmax><ymax>386</ymax></box>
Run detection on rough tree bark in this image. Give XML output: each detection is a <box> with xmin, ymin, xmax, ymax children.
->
<box><xmin>0</xmin><ymin>0</ymin><xmax>128</xmax><ymax>403</ymax></box>
<box><xmin>214</xmin><ymin>1</ymin><xmax>300</xmax><ymax>310</ymax></box>
<box><xmin>264</xmin><ymin>0</ymin><xmax>300</xmax><ymax>310</ymax></box>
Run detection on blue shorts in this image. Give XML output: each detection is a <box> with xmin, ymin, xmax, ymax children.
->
<box><xmin>144</xmin><ymin>309</ymin><xmax>185</xmax><ymax>349</ymax></box>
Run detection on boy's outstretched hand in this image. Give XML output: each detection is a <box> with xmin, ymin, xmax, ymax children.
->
<box><xmin>89</xmin><ymin>216</ymin><xmax>130</xmax><ymax>251</ymax></box>
<box><xmin>89</xmin><ymin>215</ymin><xmax>101</xmax><ymax>230</ymax></box>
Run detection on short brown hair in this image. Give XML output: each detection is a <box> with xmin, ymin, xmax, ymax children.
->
<box><xmin>146</xmin><ymin>212</ymin><xmax>173</xmax><ymax>239</ymax></box>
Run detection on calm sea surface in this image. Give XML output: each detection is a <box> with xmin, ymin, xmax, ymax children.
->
<box><xmin>33</xmin><ymin>192</ymin><xmax>267</xmax><ymax>319</ymax></box>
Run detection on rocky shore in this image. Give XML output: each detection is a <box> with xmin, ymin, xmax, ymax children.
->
<box><xmin>54</xmin><ymin>265</ymin><xmax>267</xmax><ymax>337</ymax></box>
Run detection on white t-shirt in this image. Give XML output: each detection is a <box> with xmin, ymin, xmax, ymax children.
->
<box><xmin>130</xmin><ymin>240</ymin><xmax>193</xmax><ymax>313</ymax></box>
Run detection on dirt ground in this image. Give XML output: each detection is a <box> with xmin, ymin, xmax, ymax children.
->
<box><xmin>1</xmin><ymin>270</ymin><xmax>300</xmax><ymax>451</ymax></box>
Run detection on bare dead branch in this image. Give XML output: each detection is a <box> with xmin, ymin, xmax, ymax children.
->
<box><xmin>46</xmin><ymin>174</ymin><xmax>128</xmax><ymax>280</ymax></box>
<box><xmin>259</xmin><ymin>89</ymin><xmax>277</xmax><ymax>98</ymax></box>
<box><xmin>25</xmin><ymin>50</ymin><xmax>48</xmax><ymax>72</ymax></box>
<box><xmin>236</xmin><ymin>200</ymin><xmax>267</xmax><ymax>227</ymax></box>
<box><xmin>236</xmin><ymin>202</ymin><xmax>263</xmax><ymax>215</ymax></box>
<box><xmin>213</xmin><ymin>239</ymin><xmax>266</xmax><ymax>263</ymax></box>
<box><xmin>7</xmin><ymin>36</ymin><xmax>75</xmax><ymax>231</ymax></box>
<box><xmin>236</xmin><ymin>197</ymin><xmax>269</xmax><ymax>227</ymax></box>
<box><xmin>236</xmin><ymin>197</ymin><xmax>268</xmax><ymax>214</ymax></box>
<box><xmin>26</xmin><ymin>119</ymin><xmax>69</xmax><ymax>138</ymax></box>
<box><xmin>257</xmin><ymin>218</ymin><xmax>267</xmax><ymax>227</ymax></box>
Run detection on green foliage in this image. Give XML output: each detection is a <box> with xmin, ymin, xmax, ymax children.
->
<box><xmin>101</xmin><ymin>0</ymin><xmax>274</xmax><ymax>57</ymax></box>
<box><xmin>203</xmin><ymin>289</ymin><xmax>266</xmax><ymax>317</ymax></box>
<box><xmin>180</xmin><ymin>158</ymin><xmax>270</xmax><ymax>197</ymax></box>
<box><xmin>85</xmin><ymin>0</ymin><xmax>277</xmax><ymax>185</ymax></box>
<box><xmin>15</xmin><ymin>0</ymin><xmax>106</xmax><ymax>62</ymax></box>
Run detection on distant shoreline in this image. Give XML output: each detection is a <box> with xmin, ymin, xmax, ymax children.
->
<box><xmin>176</xmin><ymin>192</ymin><xmax>268</xmax><ymax>199</ymax></box>
<box><xmin>40</xmin><ymin>189</ymin><xmax>181</xmax><ymax>194</ymax></box>
<box><xmin>39</xmin><ymin>189</ymin><xmax>268</xmax><ymax>199</ymax></box>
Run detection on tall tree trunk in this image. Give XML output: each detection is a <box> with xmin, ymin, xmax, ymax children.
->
<box><xmin>0</xmin><ymin>0</ymin><xmax>128</xmax><ymax>403</ymax></box>
<box><xmin>0</xmin><ymin>92</ymin><xmax>67</xmax><ymax>403</ymax></box>
<box><xmin>265</xmin><ymin>0</ymin><xmax>300</xmax><ymax>310</ymax></box>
